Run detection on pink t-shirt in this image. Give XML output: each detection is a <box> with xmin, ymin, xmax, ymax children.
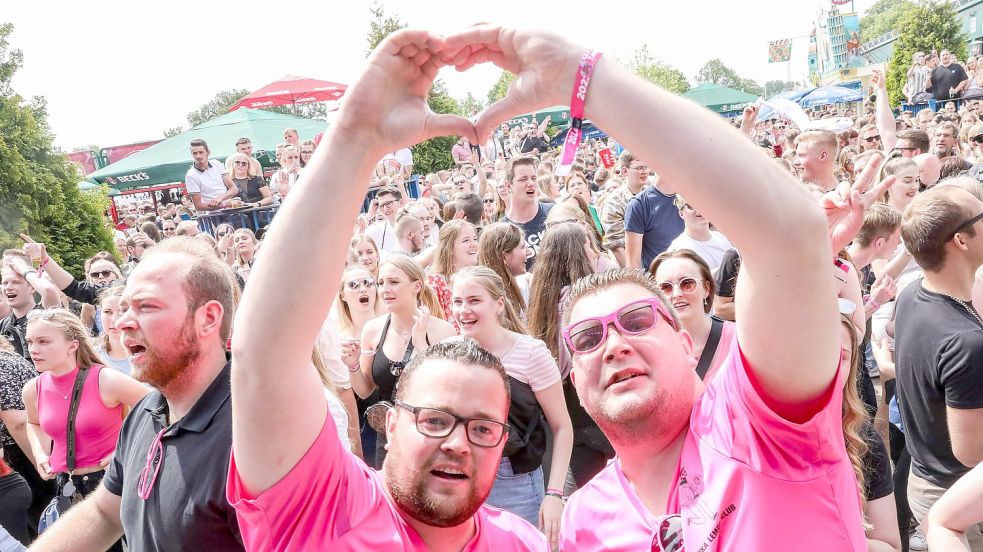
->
<box><xmin>228</xmin><ymin>413</ymin><xmax>546</xmax><ymax>551</ymax></box>
<box><xmin>560</xmin><ymin>334</ymin><xmax>865</xmax><ymax>551</ymax></box>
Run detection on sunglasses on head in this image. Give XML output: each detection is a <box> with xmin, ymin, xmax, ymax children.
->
<box><xmin>562</xmin><ymin>297</ymin><xmax>677</xmax><ymax>355</ymax></box>
<box><xmin>89</xmin><ymin>270</ymin><xmax>116</xmax><ymax>279</ymax></box>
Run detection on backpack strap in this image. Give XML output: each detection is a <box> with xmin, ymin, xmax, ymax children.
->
<box><xmin>64</xmin><ymin>367</ymin><xmax>90</xmax><ymax>474</ymax></box>
<box><xmin>695</xmin><ymin>317</ymin><xmax>725</xmax><ymax>381</ymax></box>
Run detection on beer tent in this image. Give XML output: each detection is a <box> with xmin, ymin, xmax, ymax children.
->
<box><xmin>87</xmin><ymin>108</ymin><xmax>327</xmax><ymax>190</ymax></box>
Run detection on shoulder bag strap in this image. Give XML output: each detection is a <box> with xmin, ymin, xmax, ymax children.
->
<box><xmin>65</xmin><ymin>367</ymin><xmax>90</xmax><ymax>474</ymax></box>
<box><xmin>695</xmin><ymin>317</ymin><xmax>725</xmax><ymax>381</ymax></box>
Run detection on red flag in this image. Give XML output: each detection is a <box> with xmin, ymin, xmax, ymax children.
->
<box><xmin>598</xmin><ymin>148</ymin><xmax>615</xmax><ymax>169</ymax></box>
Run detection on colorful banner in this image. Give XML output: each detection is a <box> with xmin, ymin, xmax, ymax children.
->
<box><xmin>598</xmin><ymin>148</ymin><xmax>615</xmax><ymax>169</ymax></box>
<box><xmin>67</xmin><ymin>150</ymin><xmax>98</xmax><ymax>176</ymax></box>
<box><xmin>768</xmin><ymin>39</ymin><xmax>792</xmax><ymax>63</ymax></box>
<box><xmin>103</xmin><ymin>140</ymin><xmax>161</xmax><ymax>165</ymax></box>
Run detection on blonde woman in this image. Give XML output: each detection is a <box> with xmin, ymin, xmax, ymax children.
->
<box><xmin>353</xmin><ymin>256</ymin><xmax>455</xmax><ymax>464</ymax></box>
<box><xmin>22</xmin><ymin>309</ymin><xmax>148</xmax><ymax>520</ymax></box>
<box><xmin>427</xmin><ymin>219</ymin><xmax>478</xmax><ymax>323</ymax></box>
<box><xmin>231</xmin><ymin>228</ymin><xmax>258</xmax><ymax>284</ymax></box>
<box><xmin>93</xmin><ymin>286</ymin><xmax>130</xmax><ymax>376</ymax></box>
<box><xmin>350</xmin><ymin>234</ymin><xmax>380</xmax><ymax>280</ymax></box>
<box><xmin>227</xmin><ymin>153</ymin><xmax>273</xmax><ymax>207</ymax></box>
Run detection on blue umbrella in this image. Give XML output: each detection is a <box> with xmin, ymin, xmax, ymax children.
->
<box><xmin>797</xmin><ymin>86</ymin><xmax>864</xmax><ymax>108</ymax></box>
<box><xmin>770</xmin><ymin>89</ymin><xmax>812</xmax><ymax>103</ymax></box>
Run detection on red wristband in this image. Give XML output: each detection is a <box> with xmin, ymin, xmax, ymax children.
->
<box><xmin>556</xmin><ymin>50</ymin><xmax>601</xmax><ymax>177</ymax></box>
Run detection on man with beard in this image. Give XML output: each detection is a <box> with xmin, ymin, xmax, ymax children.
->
<box><xmin>527</xmin><ymin>23</ymin><xmax>863</xmax><ymax>549</ymax></box>
<box><xmin>30</xmin><ymin>237</ymin><xmax>243</xmax><ymax>551</ymax></box>
<box><xmin>227</xmin><ymin>28</ymin><xmax>545</xmax><ymax>550</ymax></box>
<box><xmin>393</xmin><ymin>213</ymin><xmax>426</xmax><ymax>257</ymax></box>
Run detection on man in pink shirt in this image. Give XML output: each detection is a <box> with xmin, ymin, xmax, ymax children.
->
<box><xmin>228</xmin><ymin>29</ymin><xmax>544</xmax><ymax>551</ymax></box>
<box><xmin>430</xmin><ymin>26</ymin><xmax>866</xmax><ymax>551</ymax></box>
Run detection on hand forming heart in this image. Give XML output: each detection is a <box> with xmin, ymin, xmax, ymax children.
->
<box><xmin>333</xmin><ymin>26</ymin><xmax>584</xmax><ymax>161</ymax></box>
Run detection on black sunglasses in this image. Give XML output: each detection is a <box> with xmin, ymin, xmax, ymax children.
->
<box><xmin>951</xmin><ymin>212</ymin><xmax>983</xmax><ymax>239</ymax></box>
<box><xmin>864</xmin><ymin>135</ymin><xmax>881</xmax><ymax>142</ymax></box>
<box><xmin>972</xmin><ymin>136</ymin><xmax>983</xmax><ymax>144</ymax></box>
<box><xmin>89</xmin><ymin>270</ymin><xmax>115</xmax><ymax>279</ymax></box>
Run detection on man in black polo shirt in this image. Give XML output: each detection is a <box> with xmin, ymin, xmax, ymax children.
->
<box><xmin>927</xmin><ymin>49</ymin><xmax>969</xmax><ymax>101</ymax></box>
<box><xmin>31</xmin><ymin>238</ymin><xmax>243</xmax><ymax>552</ymax></box>
<box><xmin>895</xmin><ymin>185</ymin><xmax>983</xmax><ymax>550</ymax></box>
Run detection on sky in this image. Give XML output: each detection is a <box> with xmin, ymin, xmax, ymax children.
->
<box><xmin>4</xmin><ymin>0</ymin><xmax>878</xmax><ymax>151</ymax></box>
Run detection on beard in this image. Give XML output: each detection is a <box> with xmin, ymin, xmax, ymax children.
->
<box><xmin>131</xmin><ymin>321</ymin><xmax>200</xmax><ymax>390</ymax></box>
<box><xmin>584</xmin><ymin>380</ymin><xmax>692</xmax><ymax>446</ymax></box>
<box><xmin>384</xmin><ymin>449</ymin><xmax>491</xmax><ymax>528</ymax></box>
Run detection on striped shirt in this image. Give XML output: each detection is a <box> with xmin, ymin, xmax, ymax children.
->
<box><xmin>906</xmin><ymin>65</ymin><xmax>931</xmax><ymax>100</ymax></box>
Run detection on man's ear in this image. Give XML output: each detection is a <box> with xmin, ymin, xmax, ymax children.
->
<box><xmin>820</xmin><ymin>151</ymin><xmax>829</xmax><ymax>161</ymax></box>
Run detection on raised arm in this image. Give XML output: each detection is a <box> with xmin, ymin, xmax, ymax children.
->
<box><xmin>6</xmin><ymin>256</ymin><xmax>59</xmax><ymax>308</ymax></box>
<box><xmin>871</xmin><ymin>69</ymin><xmax>898</xmax><ymax>152</ymax></box>
<box><xmin>230</xmin><ymin>29</ymin><xmax>474</xmax><ymax>495</ymax></box>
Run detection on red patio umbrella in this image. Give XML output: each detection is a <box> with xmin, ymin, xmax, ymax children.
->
<box><xmin>229</xmin><ymin>75</ymin><xmax>347</xmax><ymax>111</ymax></box>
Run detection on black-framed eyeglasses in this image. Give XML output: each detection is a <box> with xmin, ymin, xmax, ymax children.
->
<box><xmin>951</xmin><ymin>211</ymin><xmax>983</xmax><ymax>239</ymax></box>
<box><xmin>345</xmin><ymin>278</ymin><xmax>376</xmax><ymax>290</ymax></box>
<box><xmin>394</xmin><ymin>400</ymin><xmax>509</xmax><ymax>448</ymax></box>
<box><xmin>378</xmin><ymin>199</ymin><xmax>398</xmax><ymax>210</ymax></box>
<box><xmin>864</xmin><ymin>135</ymin><xmax>882</xmax><ymax>142</ymax></box>
<box><xmin>629</xmin><ymin>164</ymin><xmax>649</xmax><ymax>172</ymax></box>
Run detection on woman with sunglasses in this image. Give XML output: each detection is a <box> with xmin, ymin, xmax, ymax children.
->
<box><xmin>228</xmin><ymin>153</ymin><xmax>273</xmax><ymax>207</ymax></box>
<box><xmin>21</xmin><ymin>309</ymin><xmax>148</xmax><ymax>548</ymax></box>
<box><xmin>93</xmin><ymin>285</ymin><xmax>130</xmax><ymax>376</ymax></box>
<box><xmin>353</xmin><ymin>256</ymin><xmax>455</xmax><ymax>466</ymax></box>
<box><xmin>650</xmin><ymin>249</ymin><xmax>735</xmax><ymax>383</ymax></box>
<box><xmin>350</xmin><ymin>234</ymin><xmax>380</xmax><ymax>280</ymax></box>
<box><xmin>450</xmin><ymin>266</ymin><xmax>573</xmax><ymax>548</ymax></box>
<box><xmin>427</xmin><ymin>219</ymin><xmax>479</xmax><ymax>324</ymax></box>
<box><xmin>482</xmin><ymin>191</ymin><xmax>498</xmax><ymax>225</ymax></box>
<box><xmin>527</xmin><ymin>224</ymin><xmax>615</xmax><ymax>488</ymax></box>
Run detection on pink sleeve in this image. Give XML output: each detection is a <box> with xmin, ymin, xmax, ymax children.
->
<box><xmin>691</xmin><ymin>334</ymin><xmax>848</xmax><ymax>478</ymax></box>
<box><xmin>522</xmin><ymin>337</ymin><xmax>562</xmax><ymax>392</ymax></box>
<box><xmin>227</xmin><ymin>414</ymin><xmax>386</xmax><ymax>551</ymax></box>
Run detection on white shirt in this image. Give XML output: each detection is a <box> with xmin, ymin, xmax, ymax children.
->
<box><xmin>184</xmin><ymin>160</ymin><xmax>228</xmax><ymax>202</ymax></box>
<box><xmin>366</xmin><ymin>219</ymin><xmax>399</xmax><ymax>253</ymax></box>
<box><xmin>667</xmin><ymin>230</ymin><xmax>733</xmax><ymax>272</ymax></box>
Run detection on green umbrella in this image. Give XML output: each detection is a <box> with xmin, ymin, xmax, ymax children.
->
<box><xmin>683</xmin><ymin>83</ymin><xmax>758</xmax><ymax>114</ymax></box>
<box><xmin>88</xmin><ymin>108</ymin><xmax>327</xmax><ymax>190</ymax></box>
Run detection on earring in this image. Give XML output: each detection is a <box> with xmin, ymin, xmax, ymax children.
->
<box><xmin>703</xmin><ymin>297</ymin><xmax>708</xmax><ymax>307</ymax></box>
<box><xmin>384</xmin><ymin>443</ymin><xmax>391</xmax><ymax>451</ymax></box>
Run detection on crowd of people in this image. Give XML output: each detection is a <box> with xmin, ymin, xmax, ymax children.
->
<box><xmin>3</xmin><ymin>25</ymin><xmax>983</xmax><ymax>552</ymax></box>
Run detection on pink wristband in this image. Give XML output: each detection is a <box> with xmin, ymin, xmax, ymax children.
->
<box><xmin>556</xmin><ymin>50</ymin><xmax>601</xmax><ymax>177</ymax></box>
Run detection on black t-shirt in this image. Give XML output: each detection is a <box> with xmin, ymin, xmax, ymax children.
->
<box><xmin>714</xmin><ymin>248</ymin><xmax>741</xmax><ymax>298</ymax></box>
<box><xmin>103</xmin><ymin>362</ymin><xmax>243</xmax><ymax>551</ymax></box>
<box><xmin>861</xmin><ymin>421</ymin><xmax>894</xmax><ymax>501</ymax></box>
<box><xmin>930</xmin><ymin>63</ymin><xmax>969</xmax><ymax>100</ymax></box>
<box><xmin>503</xmin><ymin>202</ymin><xmax>553</xmax><ymax>271</ymax></box>
<box><xmin>233</xmin><ymin>176</ymin><xmax>268</xmax><ymax>203</ymax></box>
<box><xmin>895</xmin><ymin>281</ymin><xmax>983</xmax><ymax>487</ymax></box>
<box><xmin>520</xmin><ymin>135</ymin><xmax>549</xmax><ymax>154</ymax></box>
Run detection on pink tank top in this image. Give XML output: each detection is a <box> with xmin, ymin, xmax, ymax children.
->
<box><xmin>37</xmin><ymin>365</ymin><xmax>123</xmax><ymax>473</ymax></box>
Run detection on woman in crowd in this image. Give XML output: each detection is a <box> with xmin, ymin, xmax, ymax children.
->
<box><xmin>270</xmin><ymin>145</ymin><xmax>302</xmax><ymax>202</ymax></box>
<box><xmin>350</xmin><ymin>234</ymin><xmax>380</xmax><ymax>280</ymax></box>
<box><xmin>139</xmin><ymin>222</ymin><xmax>161</xmax><ymax>243</ymax></box>
<box><xmin>427</xmin><ymin>219</ymin><xmax>479</xmax><ymax>323</ymax></box>
<box><xmin>227</xmin><ymin>152</ymin><xmax>273</xmax><ymax>207</ymax></box>
<box><xmin>93</xmin><ymin>286</ymin><xmax>130</xmax><ymax>376</ymax></box>
<box><xmin>353</xmin><ymin>256</ymin><xmax>455</xmax><ymax>465</ymax></box>
<box><xmin>21</xmin><ymin>309</ymin><xmax>148</xmax><ymax>550</ymax></box>
<box><xmin>537</xmin><ymin>169</ymin><xmax>562</xmax><ymax>203</ymax></box>
<box><xmin>545</xmin><ymin>206</ymin><xmax>614</xmax><ymax>273</ymax></box>
<box><xmin>880</xmin><ymin>157</ymin><xmax>920</xmax><ymax>215</ymax></box>
<box><xmin>526</xmin><ymin>223</ymin><xmax>614</xmax><ymax>487</ymax></box>
<box><xmin>482</xmin><ymin>191</ymin><xmax>497</xmax><ymax>225</ymax></box>
<box><xmin>450</xmin><ymin>266</ymin><xmax>572</xmax><ymax>547</ymax></box>
<box><xmin>564</xmin><ymin>173</ymin><xmax>603</xmax><ymax>236</ymax></box>
<box><xmin>477</xmin><ymin>222</ymin><xmax>530</xmax><ymax>319</ymax></box>
<box><xmin>838</xmin><ymin>313</ymin><xmax>902</xmax><ymax>552</ymax></box>
<box><xmin>213</xmin><ymin>223</ymin><xmax>236</xmax><ymax>264</ymax></box>
<box><xmin>332</xmin><ymin>265</ymin><xmax>380</xmax><ymax>464</ymax></box>
<box><xmin>231</xmin><ymin>228</ymin><xmax>259</xmax><ymax>284</ymax></box>
<box><xmin>838</xmin><ymin>146</ymin><xmax>861</xmax><ymax>182</ymax></box>
<box><xmin>650</xmin><ymin>249</ymin><xmax>735</xmax><ymax>382</ymax></box>
<box><xmin>965</xmin><ymin>56</ymin><xmax>983</xmax><ymax>99</ymax></box>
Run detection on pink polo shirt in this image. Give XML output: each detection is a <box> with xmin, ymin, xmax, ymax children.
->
<box><xmin>227</xmin><ymin>413</ymin><xmax>545</xmax><ymax>551</ymax></box>
<box><xmin>560</xmin><ymin>334</ymin><xmax>865</xmax><ymax>551</ymax></box>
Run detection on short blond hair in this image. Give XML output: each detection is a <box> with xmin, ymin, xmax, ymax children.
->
<box><xmin>795</xmin><ymin>129</ymin><xmax>839</xmax><ymax>157</ymax></box>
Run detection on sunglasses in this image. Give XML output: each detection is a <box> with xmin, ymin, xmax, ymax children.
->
<box><xmin>864</xmin><ymin>135</ymin><xmax>881</xmax><ymax>142</ymax></box>
<box><xmin>972</xmin><ymin>136</ymin><xmax>983</xmax><ymax>144</ymax></box>
<box><xmin>562</xmin><ymin>298</ymin><xmax>677</xmax><ymax>355</ymax></box>
<box><xmin>950</xmin><ymin>211</ymin><xmax>983</xmax><ymax>239</ymax></box>
<box><xmin>483</xmin><ymin>199</ymin><xmax>495</xmax><ymax>204</ymax></box>
<box><xmin>656</xmin><ymin>277</ymin><xmax>701</xmax><ymax>296</ymax></box>
<box><xmin>345</xmin><ymin>278</ymin><xmax>376</xmax><ymax>290</ymax></box>
<box><xmin>89</xmin><ymin>270</ymin><xmax>116</xmax><ymax>279</ymax></box>
<box><xmin>217</xmin><ymin>231</ymin><xmax>231</xmax><ymax>238</ymax></box>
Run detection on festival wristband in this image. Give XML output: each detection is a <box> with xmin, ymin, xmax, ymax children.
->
<box><xmin>556</xmin><ymin>50</ymin><xmax>602</xmax><ymax>177</ymax></box>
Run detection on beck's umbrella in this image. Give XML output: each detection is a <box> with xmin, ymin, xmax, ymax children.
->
<box><xmin>229</xmin><ymin>76</ymin><xmax>346</xmax><ymax>111</ymax></box>
<box><xmin>796</xmin><ymin>86</ymin><xmax>864</xmax><ymax>108</ymax></box>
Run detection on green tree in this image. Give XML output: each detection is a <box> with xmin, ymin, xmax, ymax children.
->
<box><xmin>162</xmin><ymin>126</ymin><xmax>183</xmax><ymax>138</ymax></box>
<box><xmin>458</xmin><ymin>92</ymin><xmax>483</xmax><ymax>117</ymax></box>
<box><xmin>186</xmin><ymin>88</ymin><xmax>250</xmax><ymax>127</ymax></box>
<box><xmin>0</xmin><ymin>22</ymin><xmax>115</xmax><ymax>275</ymax></box>
<box><xmin>696</xmin><ymin>58</ymin><xmax>762</xmax><ymax>96</ymax></box>
<box><xmin>886</xmin><ymin>0</ymin><xmax>968</xmax><ymax>106</ymax></box>
<box><xmin>764</xmin><ymin>80</ymin><xmax>797</xmax><ymax>97</ymax></box>
<box><xmin>366</xmin><ymin>1</ymin><xmax>407</xmax><ymax>55</ymax></box>
<box><xmin>487</xmin><ymin>70</ymin><xmax>516</xmax><ymax>105</ymax></box>
<box><xmin>860</xmin><ymin>0</ymin><xmax>914</xmax><ymax>43</ymax></box>
<box><xmin>627</xmin><ymin>45</ymin><xmax>690</xmax><ymax>94</ymax></box>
